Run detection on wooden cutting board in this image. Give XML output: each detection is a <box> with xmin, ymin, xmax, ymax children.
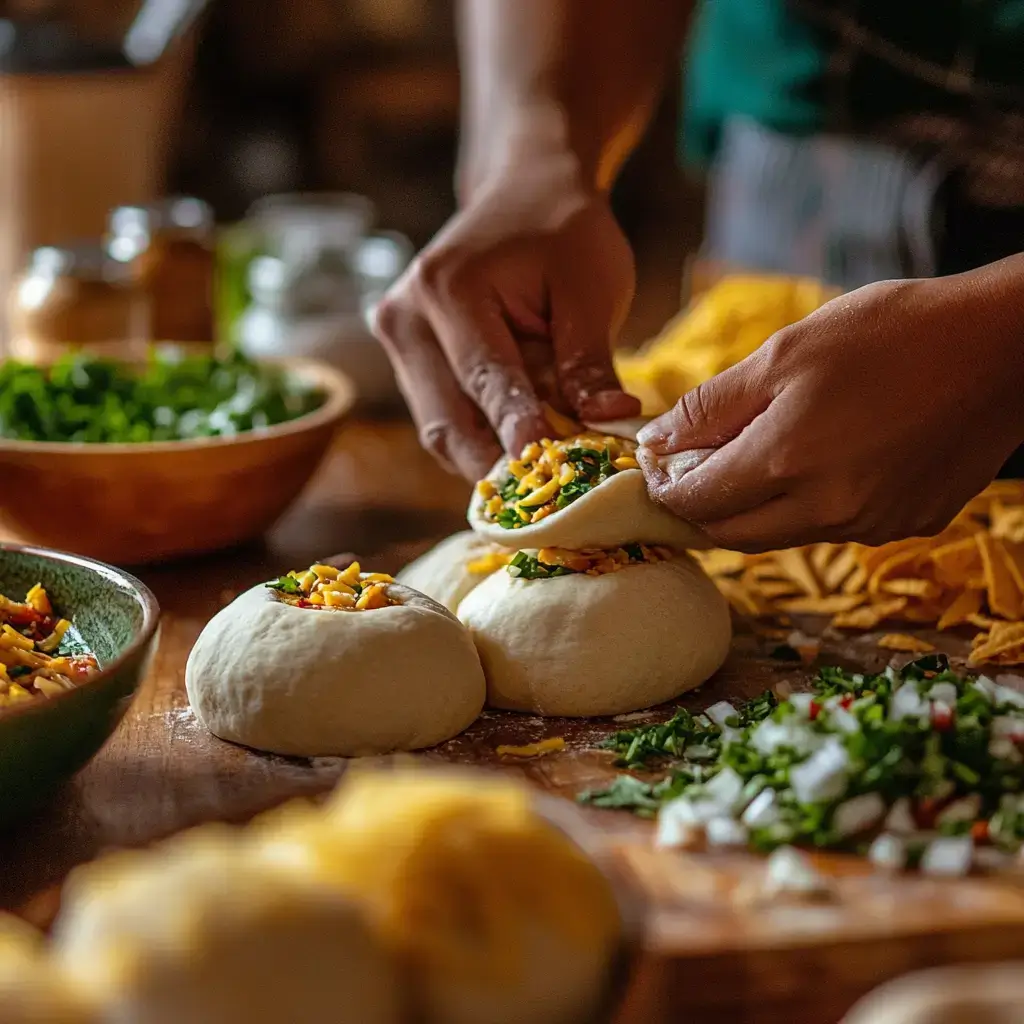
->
<box><xmin>3</xmin><ymin>424</ymin><xmax>1023</xmax><ymax>1024</ymax></box>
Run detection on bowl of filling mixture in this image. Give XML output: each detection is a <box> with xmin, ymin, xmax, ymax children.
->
<box><xmin>0</xmin><ymin>543</ymin><xmax>159</xmax><ymax>825</ymax></box>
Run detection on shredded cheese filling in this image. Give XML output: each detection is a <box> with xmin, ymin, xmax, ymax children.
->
<box><xmin>0</xmin><ymin>584</ymin><xmax>97</xmax><ymax>707</ymax></box>
<box><xmin>478</xmin><ymin>433</ymin><xmax>639</xmax><ymax>530</ymax></box>
<box><xmin>265</xmin><ymin>562</ymin><xmax>398</xmax><ymax>611</ymax></box>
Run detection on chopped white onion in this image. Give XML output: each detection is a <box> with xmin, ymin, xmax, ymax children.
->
<box><xmin>655</xmin><ymin>800</ymin><xmax>704</xmax><ymax>849</ymax></box>
<box><xmin>750</xmin><ymin>717</ymin><xmax>822</xmax><ymax>756</ymax></box>
<box><xmin>833</xmin><ymin>792</ymin><xmax>886</xmax><ymax>838</ymax></box>
<box><xmin>703</xmin><ymin>767</ymin><xmax>746</xmax><ymax>811</ymax></box>
<box><xmin>927</xmin><ymin>681</ymin><xmax>958</xmax><ymax>704</ymax></box>
<box><xmin>921</xmin><ymin>836</ymin><xmax>974</xmax><ymax>877</ymax></box>
<box><xmin>884</xmin><ymin>797</ymin><xmax>916</xmax><ymax>834</ymax></box>
<box><xmin>972</xmin><ymin>676</ymin><xmax>999</xmax><ymax>702</ymax></box>
<box><xmin>827</xmin><ymin>706</ymin><xmax>861</xmax><ymax>735</ymax></box>
<box><xmin>706</xmin><ymin>817</ymin><xmax>749</xmax><ymax>847</ymax></box>
<box><xmin>789</xmin><ymin>737</ymin><xmax>851</xmax><ymax>805</ymax></box>
<box><xmin>868</xmin><ymin>833</ymin><xmax>907</xmax><ymax>872</ymax></box>
<box><xmin>788</xmin><ymin>693</ymin><xmax>815</xmax><ymax>716</ymax></box>
<box><xmin>741</xmin><ymin>788</ymin><xmax>780</xmax><ymax>829</ymax></box>
<box><xmin>705</xmin><ymin>701</ymin><xmax>739</xmax><ymax>728</ymax></box>
<box><xmin>763</xmin><ymin>846</ymin><xmax>833</xmax><ymax>898</ymax></box>
<box><xmin>993</xmin><ymin>683</ymin><xmax>1024</xmax><ymax>710</ymax></box>
<box><xmin>889</xmin><ymin>682</ymin><xmax>929</xmax><ymax>722</ymax></box>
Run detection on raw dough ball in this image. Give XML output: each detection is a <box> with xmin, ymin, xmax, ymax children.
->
<box><xmin>185</xmin><ymin>580</ymin><xmax>485</xmax><ymax>756</ymax></box>
<box><xmin>467</xmin><ymin>420</ymin><xmax>710</xmax><ymax>551</ymax></box>
<box><xmin>314</xmin><ymin>768</ymin><xmax>623</xmax><ymax>1024</ymax></box>
<box><xmin>844</xmin><ymin>963</ymin><xmax>1024</xmax><ymax>1024</ymax></box>
<box><xmin>0</xmin><ymin>914</ymin><xmax>93</xmax><ymax>1024</ymax></box>
<box><xmin>458</xmin><ymin>554</ymin><xmax>731</xmax><ymax>716</ymax></box>
<box><xmin>53</xmin><ymin>828</ymin><xmax>401</xmax><ymax>1024</ymax></box>
<box><xmin>396</xmin><ymin>531</ymin><xmax>506</xmax><ymax>613</ymax></box>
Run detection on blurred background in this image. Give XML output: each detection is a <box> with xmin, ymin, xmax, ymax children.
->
<box><xmin>0</xmin><ymin>0</ymin><xmax>704</xmax><ymax>392</ymax></box>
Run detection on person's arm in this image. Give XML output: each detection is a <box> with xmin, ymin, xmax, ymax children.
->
<box><xmin>458</xmin><ymin>0</ymin><xmax>695</xmax><ymax>203</ymax></box>
<box><xmin>637</xmin><ymin>256</ymin><xmax>1024</xmax><ymax>551</ymax></box>
<box><xmin>374</xmin><ymin>1</ymin><xmax>694</xmax><ymax>481</ymax></box>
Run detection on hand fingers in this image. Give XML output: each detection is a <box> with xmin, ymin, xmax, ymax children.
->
<box><xmin>549</xmin><ymin>265</ymin><xmax>640</xmax><ymax>424</ymax></box>
<box><xmin>418</xmin><ymin>279</ymin><xmax>550</xmax><ymax>455</ymax></box>
<box><xmin>637</xmin><ymin>353</ymin><xmax>773</xmax><ymax>454</ymax></box>
<box><xmin>688</xmin><ymin>495</ymin><xmax>846</xmax><ymax>553</ymax></box>
<box><xmin>373</xmin><ymin>297</ymin><xmax>501</xmax><ymax>480</ymax></box>
<box><xmin>320</xmin><ymin>552</ymin><xmax>360</xmax><ymax>570</ymax></box>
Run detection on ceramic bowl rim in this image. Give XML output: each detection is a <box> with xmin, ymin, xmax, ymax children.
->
<box><xmin>0</xmin><ymin>543</ymin><xmax>161</xmax><ymax>722</ymax></box>
<box><xmin>0</xmin><ymin>357</ymin><xmax>356</xmax><ymax>456</ymax></box>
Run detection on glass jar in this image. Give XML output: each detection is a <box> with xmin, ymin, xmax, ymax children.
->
<box><xmin>107</xmin><ymin>196</ymin><xmax>216</xmax><ymax>344</ymax></box>
<box><xmin>7</xmin><ymin>244</ymin><xmax>142</xmax><ymax>362</ymax></box>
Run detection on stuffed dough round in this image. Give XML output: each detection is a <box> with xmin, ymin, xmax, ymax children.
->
<box><xmin>396</xmin><ymin>532</ymin><xmax>507</xmax><ymax>613</ymax></box>
<box><xmin>186</xmin><ymin>581</ymin><xmax>485</xmax><ymax>756</ymax></box>
<box><xmin>54</xmin><ymin>830</ymin><xmax>401</xmax><ymax>1024</ymax></box>
<box><xmin>458</xmin><ymin>554</ymin><xmax>731</xmax><ymax>717</ymax></box>
<box><xmin>467</xmin><ymin>419</ymin><xmax>711</xmax><ymax>551</ymax></box>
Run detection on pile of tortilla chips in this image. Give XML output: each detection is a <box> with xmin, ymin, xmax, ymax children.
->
<box><xmin>694</xmin><ymin>481</ymin><xmax>1024</xmax><ymax>666</ymax></box>
<box><xmin>614</xmin><ymin>274</ymin><xmax>839</xmax><ymax>416</ymax></box>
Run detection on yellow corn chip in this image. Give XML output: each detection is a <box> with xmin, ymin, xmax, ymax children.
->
<box><xmin>1001</xmin><ymin>539</ymin><xmax>1024</xmax><ymax>599</ymax></box>
<box><xmin>695</xmin><ymin>549</ymin><xmax>749</xmax><ymax>577</ymax></box>
<box><xmin>715</xmin><ymin>578</ymin><xmax>767</xmax><ymax>618</ymax></box>
<box><xmin>831</xmin><ymin>598</ymin><xmax>908</xmax><ymax>630</ymax></box>
<box><xmin>842</xmin><ymin>563</ymin><xmax>869</xmax><ymax>595</ymax></box>
<box><xmin>990</xmin><ymin>501</ymin><xmax>1024</xmax><ymax>544</ymax></box>
<box><xmin>969</xmin><ymin>620</ymin><xmax>1024</xmax><ymax>662</ymax></box>
<box><xmin>868</xmin><ymin>542</ymin><xmax>932</xmax><ymax>595</ymax></box>
<box><xmin>752</xmin><ymin>580</ymin><xmax>806</xmax><ymax>600</ymax></box>
<box><xmin>778</xmin><ymin>594</ymin><xmax>867</xmax><ymax>615</ymax></box>
<box><xmin>774</xmin><ymin>548</ymin><xmax>822</xmax><ymax>597</ymax></box>
<box><xmin>880</xmin><ymin>578</ymin><xmax>943</xmax><ymax>600</ymax></box>
<box><xmin>928</xmin><ymin>537</ymin><xmax>982</xmax><ymax>586</ymax></box>
<box><xmin>877</xmin><ymin>634</ymin><xmax>937</xmax><ymax>654</ymax></box>
<box><xmin>822</xmin><ymin>545</ymin><xmax>860</xmax><ymax>592</ymax></box>
<box><xmin>810</xmin><ymin>544</ymin><xmax>837</xmax><ymax>576</ymax></box>
<box><xmin>978</xmin><ymin>532</ymin><xmax>1023</xmax><ymax>620</ymax></box>
<box><xmin>937</xmin><ymin>589</ymin><xmax>984</xmax><ymax>630</ymax></box>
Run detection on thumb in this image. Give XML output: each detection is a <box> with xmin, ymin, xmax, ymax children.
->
<box><xmin>636</xmin><ymin>355</ymin><xmax>772</xmax><ymax>455</ymax></box>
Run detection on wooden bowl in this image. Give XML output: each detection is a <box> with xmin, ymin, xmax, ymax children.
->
<box><xmin>0</xmin><ymin>359</ymin><xmax>355</xmax><ymax>565</ymax></box>
<box><xmin>0</xmin><ymin>544</ymin><xmax>160</xmax><ymax>826</ymax></box>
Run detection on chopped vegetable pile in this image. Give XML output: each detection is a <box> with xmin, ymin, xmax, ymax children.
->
<box><xmin>267</xmin><ymin>562</ymin><xmax>397</xmax><ymax>611</ymax></box>
<box><xmin>579</xmin><ymin>657</ymin><xmax>1024</xmax><ymax>875</ymax></box>
<box><xmin>507</xmin><ymin>544</ymin><xmax>674</xmax><ymax>581</ymax></box>
<box><xmin>0</xmin><ymin>350</ymin><xmax>324</xmax><ymax>443</ymax></box>
<box><xmin>0</xmin><ymin>584</ymin><xmax>97</xmax><ymax>706</ymax></box>
<box><xmin>477</xmin><ymin>433</ymin><xmax>639</xmax><ymax>530</ymax></box>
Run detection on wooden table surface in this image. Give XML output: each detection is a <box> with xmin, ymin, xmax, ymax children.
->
<box><xmin>3</xmin><ymin>416</ymin><xmax>1024</xmax><ymax>1024</ymax></box>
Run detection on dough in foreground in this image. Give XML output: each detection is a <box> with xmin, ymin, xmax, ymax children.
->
<box><xmin>843</xmin><ymin>963</ymin><xmax>1024</xmax><ymax>1024</ymax></box>
<box><xmin>53</xmin><ymin>827</ymin><xmax>401</xmax><ymax>1024</ymax></box>
<box><xmin>396</xmin><ymin>531</ymin><xmax>510</xmax><ymax>613</ymax></box>
<box><xmin>186</xmin><ymin>565</ymin><xmax>485</xmax><ymax>756</ymax></box>
<box><xmin>459</xmin><ymin>550</ymin><xmax>731</xmax><ymax>716</ymax></box>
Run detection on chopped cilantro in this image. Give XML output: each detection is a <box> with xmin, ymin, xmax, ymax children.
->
<box><xmin>266</xmin><ymin>575</ymin><xmax>302</xmax><ymax>595</ymax></box>
<box><xmin>506</xmin><ymin>551</ymin><xmax>573</xmax><ymax>581</ymax></box>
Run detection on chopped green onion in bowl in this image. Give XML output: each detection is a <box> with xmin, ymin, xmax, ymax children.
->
<box><xmin>579</xmin><ymin>656</ymin><xmax>1024</xmax><ymax>875</ymax></box>
<box><xmin>0</xmin><ymin>349</ymin><xmax>325</xmax><ymax>444</ymax></box>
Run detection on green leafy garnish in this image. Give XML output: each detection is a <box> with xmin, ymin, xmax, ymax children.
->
<box><xmin>506</xmin><ymin>551</ymin><xmax>573</xmax><ymax>581</ymax></box>
<box><xmin>266</xmin><ymin>575</ymin><xmax>302</xmax><ymax>595</ymax></box>
<box><xmin>0</xmin><ymin>349</ymin><xmax>324</xmax><ymax>443</ymax></box>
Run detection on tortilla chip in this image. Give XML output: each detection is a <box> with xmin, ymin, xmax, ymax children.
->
<box><xmin>831</xmin><ymin>598</ymin><xmax>908</xmax><ymax>630</ymax></box>
<box><xmin>774</xmin><ymin>548</ymin><xmax>822</xmax><ymax>597</ymax></box>
<box><xmin>753</xmin><ymin>579</ymin><xmax>806</xmax><ymax>600</ymax></box>
<box><xmin>868</xmin><ymin>543</ymin><xmax>933</xmax><ymax>596</ymax></box>
<box><xmin>969</xmin><ymin>620</ymin><xmax>1024</xmax><ymax>662</ymax></box>
<box><xmin>928</xmin><ymin>537</ymin><xmax>982</xmax><ymax>587</ymax></box>
<box><xmin>821</xmin><ymin>545</ymin><xmax>860</xmax><ymax>592</ymax></box>
<box><xmin>937</xmin><ymin>589</ymin><xmax>984</xmax><ymax>630</ymax></box>
<box><xmin>842</xmin><ymin>564</ymin><xmax>870</xmax><ymax>595</ymax></box>
<box><xmin>810</xmin><ymin>544</ymin><xmax>837</xmax><ymax>576</ymax></box>
<box><xmin>696</xmin><ymin>549</ymin><xmax>749</xmax><ymax>577</ymax></box>
<box><xmin>899</xmin><ymin>602</ymin><xmax>946</xmax><ymax>624</ymax></box>
<box><xmin>880</xmin><ymin>578</ymin><xmax>943</xmax><ymax>601</ymax></box>
<box><xmin>977</xmin><ymin>532</ymin><xmax>1023</xmax><ymax>620</ymax></box>
<box><xmin>715</xmin><ymin>578</ymin><xmax>767</xmax><ymax>618</ymax></box>
<box><xmin>778</xmin><ymin>594</ymin><xmax>867</xmax><ymax>615</ymax></box>
<box><xmin>877</xmin><ymin>634</ymin><xmax>937</xmax><ymax>654</ymax></box>
<box><xmin>1001</xmin><ymin>539</ymin><xmax>1024</xmax><ymax>599</ymax></box>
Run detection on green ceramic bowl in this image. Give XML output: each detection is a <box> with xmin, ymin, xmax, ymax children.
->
<box><xmin>0</xmin><ymin>544</ymin><xmax>160</xmax><ymax>828</ymax></box>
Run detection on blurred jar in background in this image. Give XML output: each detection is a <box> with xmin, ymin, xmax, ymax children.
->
<box><xmin>8</xmin><ymin>244</ymin><xmax>143</xmax><ymax>362</ymax></box>
<box><xmin>233</xmin><ymin>193</ymin><xmax>412</xmax><ymax>410</ymax></box>
<box><xmin>107</xmin><ymin>196</ymin><xmax>216</xmax><ymax>343</ymax></box>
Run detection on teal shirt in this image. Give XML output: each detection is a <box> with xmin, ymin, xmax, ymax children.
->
<box><xmin>684</xmin><ymin>0</ymin><xmax>1024</xmax><ymax>166</ymax></box>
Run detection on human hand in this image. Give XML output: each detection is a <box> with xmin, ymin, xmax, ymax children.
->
<box><xmin>372</xmin><ymin>156</ymin><xmax>640</xmax><ymax>480</ymax></box>
<box><xmin>637</xmin><ymin>264</ymin><xmax>1024</xmax><ymax>551</ymax></box>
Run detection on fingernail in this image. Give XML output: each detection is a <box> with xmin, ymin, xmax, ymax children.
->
<box><xmin>578</xmin><ymin>390</ymin><xmax>640</xmax><ymax>422</ymax></box>
<box><xmin>499</xmin><ymin>414</ymin><xmax>548</xmax><ymax>458</ymax></box>
<box><xmin>636</xmin><ymin>421</ymin><xmax>667</xmax><ymax>448</ymax></box>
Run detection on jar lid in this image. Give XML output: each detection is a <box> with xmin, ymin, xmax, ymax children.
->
<box><xmin>108</xmin><ymin>196</ymin><xmax>215</xmax><ymax>259</ymax></box>
<box><xmin>28</xmin><ymin>243</ymin><xmax>130</xmax><ymax>283</ymax></box>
